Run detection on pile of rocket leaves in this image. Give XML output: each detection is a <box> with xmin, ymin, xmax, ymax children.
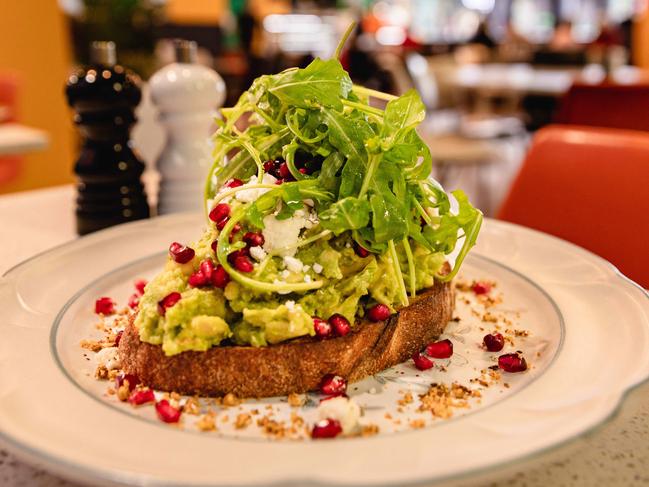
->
<box><xmin>204</xmin><ymin>56</ymin><xmax>482</xmax><ymax>306</ymax></box>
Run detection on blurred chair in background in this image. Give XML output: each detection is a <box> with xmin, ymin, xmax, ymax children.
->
<box><xmin>498</xmin><ymin>125</ymin><xmax>649</xmax><ymax>288</ymax></box>
<box><xmin>555</xmin><ymin>82</ymin><xmax>649</xmax><ymax>132</ymax></box>
<box><xmin>0</xmin><ymin>73</ymin><xmax>22</xmax><ymax>187</ymax></box>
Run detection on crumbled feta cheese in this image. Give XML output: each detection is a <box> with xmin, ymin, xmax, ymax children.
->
<box><xmin>249</xmin><ymin>246</ymin><xmax>267</xmax><ymax>262</ymax></box>
<box><xmin>234</xmin><ymin>174</ymin><xmax>277</xmax><ymax>203</ymax></box>
<box><xmin>285</xmin><ymin>300</ymin><xmax>296</xmax><ymax>311</ymax></box>
<box><xmin>312</xmin><ymin>263</ymin><xmax>323</xmax><ymax>274</ymax></box>
<box><xmin>283</xmin><ymin>256</ymin><xmax>303</xmax><ymax>273</ymax></box>
<box><xmin>262</xmin><ymin>211</ymin><xmax>308</xmax><ymax>257</ymax></box>
<box><xmin>302</xmin><ymin>264</ymin><xmax>311</xmax><ymax>272</ymax></box>
<box><xmin>272</xmin><ymin>279</ymin><xmax>292</xmax><ymax>294</ymax></box>
<box><xmin>280</xmin><ymin>269</ymin><xmax>291</xmax><ymax>279</ymax></box>
<box><xmin>95</xmin><ymin>347</ymin><xmax>121</xmax><ymax>371</ymax></box>
<box><xmin>317</xmin><ymin>396</ymin><xmax>361</xmax><ymax>435</ymax></box>
<box><xmin>304</xmin><ymin>275</ymin><xmax>312</xmax><ymax>283</ymax></box>
<box><xmin>345</xmin><ymin>242</ymin><xmax>351</xmax><ymax>248</ymax></box>
<box><xmin>304</xmin><ymin>198</ymin><xmax>315</xmax><ymax>207</ymax></box>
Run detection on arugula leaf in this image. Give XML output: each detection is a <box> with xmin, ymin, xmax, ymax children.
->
<box><xmin>319</xmin><ymin>197</ymin><xmax>370</xmax><ymax>235</ymax></box>
<box><xmin>268</xmin><ymin>58</ymin><xmax>352</xmax><ymax>110</ymax></box>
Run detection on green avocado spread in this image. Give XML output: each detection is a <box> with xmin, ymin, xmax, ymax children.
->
<box><xmin>134</xmin><ymin>53</ymin><xmax>482</xmax><ymax>356</ymax></box>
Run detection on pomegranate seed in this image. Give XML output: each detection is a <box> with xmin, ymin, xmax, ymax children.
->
<box><xmin>412</xmin><ymin>351</ymin><xmax>434</xmax><ymax>370</ymax></box>
<box><xmin>155</xmin><ymin>400</ymin><xmax>182</xmax><ymax>423</ymax></box>
<box><xmin>472</xmin><ymin>281</ymin><xmax>491</xmax><ymax>295</ymax></box>
<box><xmin>188</xmin><ymin>271</ymin><xmax>208</xmax><ymax>288</ymax></box>
<box><xmin>234</xmin><ymin>254</ymin><xmax>254</xmax><ymax>273</ymax></box>
<box><xmin>367</xmin><ymin>303</ymin><xmax>390</xmax><ymax>322</ymax></box>
<box><xmin>298</xmin><ymin>167</ymin><xmax>308</xmax><ymax>175</ymax></box>
<box><xmin>128</xmin><ymin>388</ymin><xmax>155</xmax><ymax>406</ymax></box>
<box><xmin>94</xmin><ymin>297</ymin><xmax>115</xmax><ymax>315</ymax></box>
<box><xmin>212</xmin><ymin>265</ymin><xmax>230</xmax><ymax>288</ymax></box>
<box><xmin>127</xmin><ymin>293</ymin><xmax>140</xmax><ymax>309</ymax></box>
<box><xmin>227</xmin><ymin>249</ymin><xmax>249</xmax><ymax>266</ymax></box>
<box><xmin>311</xmin><ymin>418</ymin><xmax>342</xmax><ymax>439</ymax></box>
<box><xmin>211</xmin><ymin>240</ymin><xmax>218</xmax><ymax>252</ymax></box>
<box><xmin>263</xmin><ymin>160</ymin><xmax>280</xmax><ymax>177</ymax></box>
<box><xmin>320</xmin><ymin>374</ymin><xmax>347</xmax><ymax>396</ymax></box>
<box><xmin>275</xmin><ymin>178</ymin><xmax>284</xmax><ymax>185</ymax></box>
<box><xmin>134</xmin><ymin>279</ymin><xmax>147</xmax><ymax>295</ymax></box>
<box><xmin>157</xmin><ymin>292</ymin><xmax>181</xmax><ymax>316</ymax></box>
<box><xmin>230</xmin><ymin>222</ymin><xmax>242</xmax><ymax>236</ymax></box>
<box><xmin>216</xmin><ymin>216</ymin><xmax>230</xmax><ymax>231</ymax></box>
<box><xmin>199</xmin><ymin>260</ymin><xmax>216</xmax><ymax>281</ymax></box>
<box><xmin>224</xmin><ymin>178</ymin><xmax>243</xmax><ymax>188</ymax></box>
<box><xmin>328</xmin><ymin>314</ymin><xmax>351</xmax><ymax>336</ymax></box>
<box><xmin>168</xmin><ymin>242</ymin><xmax>195</xmax><ymax>264</ymax></box>
<box><xmin>278</xmin><ymin>162</ymin><xmax>291</xmax><ymax>179</ymax></box>
<box><xmin>313</xmin><ymin>317</ymin><xmax>332</xmax><ymax>339</ymax></box>
<box><xmin>483</xmin><ymin>333</ymin><xmax>505</xmax><ymax>352</ymax></box>
<box><xmin>209</xmin><ymin>203</ymin><xmax>231</xmax><ymax>224</ymax></box>
<box><xmin>114</xmin><ymin>330</ymin><xmax>124</xmax><ymax>346</ymax></box>
<box><xmin>243</xmin><ymin>232</ymin><xmax>265</xmax><ymax>247</ymax></box>
<box><xmin>115</xmin><ymin>373</ymin><xmax>139</xmax><ymax>392</ymax></box>
<box><xmin>354</xmin><ymin>243</ymin><xmax>370</xmax><ymax>258</ymax></box>
<box><xmin>498</xmin><ymin>353</ymin><xmax>527</xmax><ymax>373</ymax></box>
<box><xmin>426</xmin><ymin>339</ymin><xmax>454</xmax><ymax>359</ymax></box>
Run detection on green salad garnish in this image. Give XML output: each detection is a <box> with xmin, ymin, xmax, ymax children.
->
<box><xmin>135</xmin><ymin>27</ymin><xmax>482</xmax><ymax>355</ymax></box>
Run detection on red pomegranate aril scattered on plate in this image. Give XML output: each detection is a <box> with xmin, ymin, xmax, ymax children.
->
<box><xmin>498</xmin><ymin>353</ymin><xmax>527</xmax><ymax>373</ymax></box>
<box><xmin>328</xmin><ymin>314</ymin><xmax>351</xmax><ymax>336</ymax></box>
<box><xmin>188</xmin><ymin>271</ymin><xmax>208</xmax><ymax>288</ymax></box>
<box><xmin>134</xmin><ymin>279</ymin><xmax>147</xmax><ymax>295</ymax></box>
<box><xmin>243</xmin><ymin>232</ymin><xmax>265</xmax><ymax>248</ymax></box>
<box><xmin>311</xmin><ymin>418</ymin><xmax>343</xmax><ymax>439</ymax></box>
<box><xmin>472</xmin><ymin>281</ymin><xmax>491</xmax><ymax>295</ymax></box>
<box><xmin>199</xmin><ymin>259</ymin><xmax>216</xmax><ymax>281</ymax></box>
<box><xmin>114</xmin><ymin>330</ymin><xmax>124</xmax><ymax>346</ymax></box>
<box><xmin>155</xmin><ymin>400</ymin><xmax>182</xmax><ymax>423</ymax></box>
<box><xmin>278</xmin><ymin>162</ymin><xmax>292</xmax><ymax>179</ymax></box>
<box><xmin>212</xmin><ymin>265</ymin><xmax>230</xmax><ymax>288</ymax></box>
<box><xmin>412</xmin><ymin>351</ymin><xmax>435</xmax><ymax>370</ymax></box>
<box><xmin>157</xmin><ymin>292</ymin><xmax>181</xmax><ymax>316</ymax></box>
<box><xmin>426</xmin><ymin>339</ymin><xmax>453</xmax><ymax>359</ymax></box>
<box><xmin>483</xmin><ymin>333</ymin><xmax>505</xmax><ymax>352</ymax></box>
<box><xmin>275</xmin><ymin>178</ymin><xmax>284</xmax><ymax>185</ymax></box>
<box><xmin>211</xmin><ymin>240</ymin><xmax>218</xmax><ymax>252</ymax></box>
<box><xmin>353</xmin><ymin>243</ymin><xmax>370</xmax><ymax>258</ymax></box>
<box><xmin>216</xmin><ymin>216</ymin><xmax>230</xmax><ymax>231</ymax></box>
<box><xmin>127</xmin><ymin>293</ymin><xmax>140</xmax><ymax>309</ymax></box>
<box><xmin>263</xmin><ymin>160</ymin><xmax>278</xmax><ymax>175</ymax></box>
<box><xmin>224</xmin><ymin>178</ymin><xmax>243</xmax><ymax>188</ymax></box>
<box><xmin>209</xmin><ymin>203</ymin><xmax>231</xmax><ymax>224</ymax></box>
<box><xmin>298</xmin><ymin>167</ymin><xmax>308</xmax><ymax>175</ymax></box>
<box><xmin>234</xmin><ymin>254</ymin><xmax>254</xmax><ymax>273</ymax></box>
<box><xmin>94</xmin><ymin>297</ymin><xmax>116</xmax><ymax>315</ymax></box>
<box><xmin>320</xmin><ymin>374</ymin><xmax>347</xmax><ymax>396</ymax></box>
<box><xmin>313</xmin><ymin>317</ymin><xmax>332</xmax><ymax>339</ymax></box>
<box><xmin>229</xmin><ymin>223</ymin><xmax>242</xmax><ymax>241</ymax></box>
<box><xmin>367</xmin><ymin>303</ymin><xmax>390</xmax><ymax>322</ymax></box>
<box><xmin>128</xmin><ymin>388</ymin><xmax>155</xmax><ymax>406</ymax></box>
<box><xmin>115</xmin><ymin>373</ymin><xmax>139</xmax><ymax>391</ymax></box>
<box><xmin>168</xmin><ymin>242</ymin><xmax>195</xmax><ymax>264</ymax></box>
<box><xmin>227</xmin><ymin>249</ymin><xmax>247</xmax><ymax>266</ymax></box>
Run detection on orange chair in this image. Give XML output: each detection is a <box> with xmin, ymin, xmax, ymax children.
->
<box><xmin>497</xmin><ymin>125</ymin><xmax>649</xmax><ymax>288</ymax></box>
<box><xmin>555</xmin><ymin>83</ymin><xmax>649</xmax><ymax>132</ymax></box>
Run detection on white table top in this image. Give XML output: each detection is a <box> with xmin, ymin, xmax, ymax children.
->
<box><xmin>0</xmin><ymin>123</ymin><xmax>49</xmax><ymax>156</ymax></box>
<box><xmin>1</xmin><ymin>185</ymin><xmax>648</xmax><ymax>487</ymax></box>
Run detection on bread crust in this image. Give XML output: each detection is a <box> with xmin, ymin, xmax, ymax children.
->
<box><xmin>119</xmin><ymin>279</ymin><xmax>454</xmax><ymax>398</ymax></box>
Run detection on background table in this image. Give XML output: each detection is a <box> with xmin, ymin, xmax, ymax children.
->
<box><xmin>1</xmin><ymin>185</ymin><xmax>648</xmax><ymax>486</ymax></box>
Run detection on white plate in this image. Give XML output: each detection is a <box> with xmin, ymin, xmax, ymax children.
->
<box><xmin>0</xmin><ymin>214</ymin><xmax>648</xmax><ymax>486</ymax></box>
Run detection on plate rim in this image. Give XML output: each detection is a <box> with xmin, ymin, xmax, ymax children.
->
<box><xmin>1</xmin><ymin>214</ymin><xmax>648</xmax><ymax>487</ymax></box>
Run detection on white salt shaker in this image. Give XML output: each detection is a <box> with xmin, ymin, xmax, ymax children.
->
<box><xmin>150</xmin><ymin>40</ymin><xmax>225</xmax><ymax>214</ymax></box>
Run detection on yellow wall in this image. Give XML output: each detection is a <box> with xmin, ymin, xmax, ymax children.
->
<box><xmin>0</xmin><ymin>2</ymin><xmax>75</xmax><ymax>194</ymax></box>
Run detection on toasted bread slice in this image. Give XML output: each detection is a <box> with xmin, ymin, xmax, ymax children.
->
<box><xmin>118</xmin><ymin>279</ymin><xmax>454</xmax><ymax>398</ymax></box>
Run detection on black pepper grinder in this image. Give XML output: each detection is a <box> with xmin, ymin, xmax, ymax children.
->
<box><xmin>65</xmin><ymin>41</ymin><xmax>150</xmax><ymax>235</ymax></box>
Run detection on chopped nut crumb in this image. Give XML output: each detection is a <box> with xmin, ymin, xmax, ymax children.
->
<box><xmin>360</xmin><ymin>424</ymin><xmax>380</xmax><ymax>436</ymax></box>
<box><xmin>397</xmin><ymin>391</ymin><xmax>414</xmax><ymax>406</ymax></box>
<box><xmin>235</xmin><ymin>413</ymin><xmax>252</xmax><ymax>429</ymax></box>
<box><xmin>94</xmin><ymin>365</ymin><xmax>109</xmax><ymax>380</ymax></box>
<box><xmin>287</xmin><ymin>393</ymin><xmax>305</xmax><ymax>407</ymax></box>
<box><xmin>196</xmin><ymin>412</ymin><xmax>217</xmax><ymax>432</ymax></box>
<box><xmin>117</xmin><ymin>384</ymin><xmax>130</xmax><ymax>402</ymax></box>
<box><xmin>409</xmin><ymin>419</ymin><xmax>426</xmax><ymax>429</ymax></box>
<box><xmin>184</xmin><ymin>397</ymin><xmax>201</xmax><ymax>415</ymax></box>
<box><xmin>223</xmin><ymin>393</ymin><xmax>242</xmax><ymax>407</ymax></box>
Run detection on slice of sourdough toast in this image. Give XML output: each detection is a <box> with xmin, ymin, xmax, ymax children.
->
<box><xmin>118</xmin><ymin>279</ymin><xmax>454</xmax><ymax>398</ymax></box>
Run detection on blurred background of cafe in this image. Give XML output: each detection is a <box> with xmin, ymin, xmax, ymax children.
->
<box><xmin>2</xmin><ymin>0</ymin><xmax>649</xmax><ymax>217</ymax></box>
